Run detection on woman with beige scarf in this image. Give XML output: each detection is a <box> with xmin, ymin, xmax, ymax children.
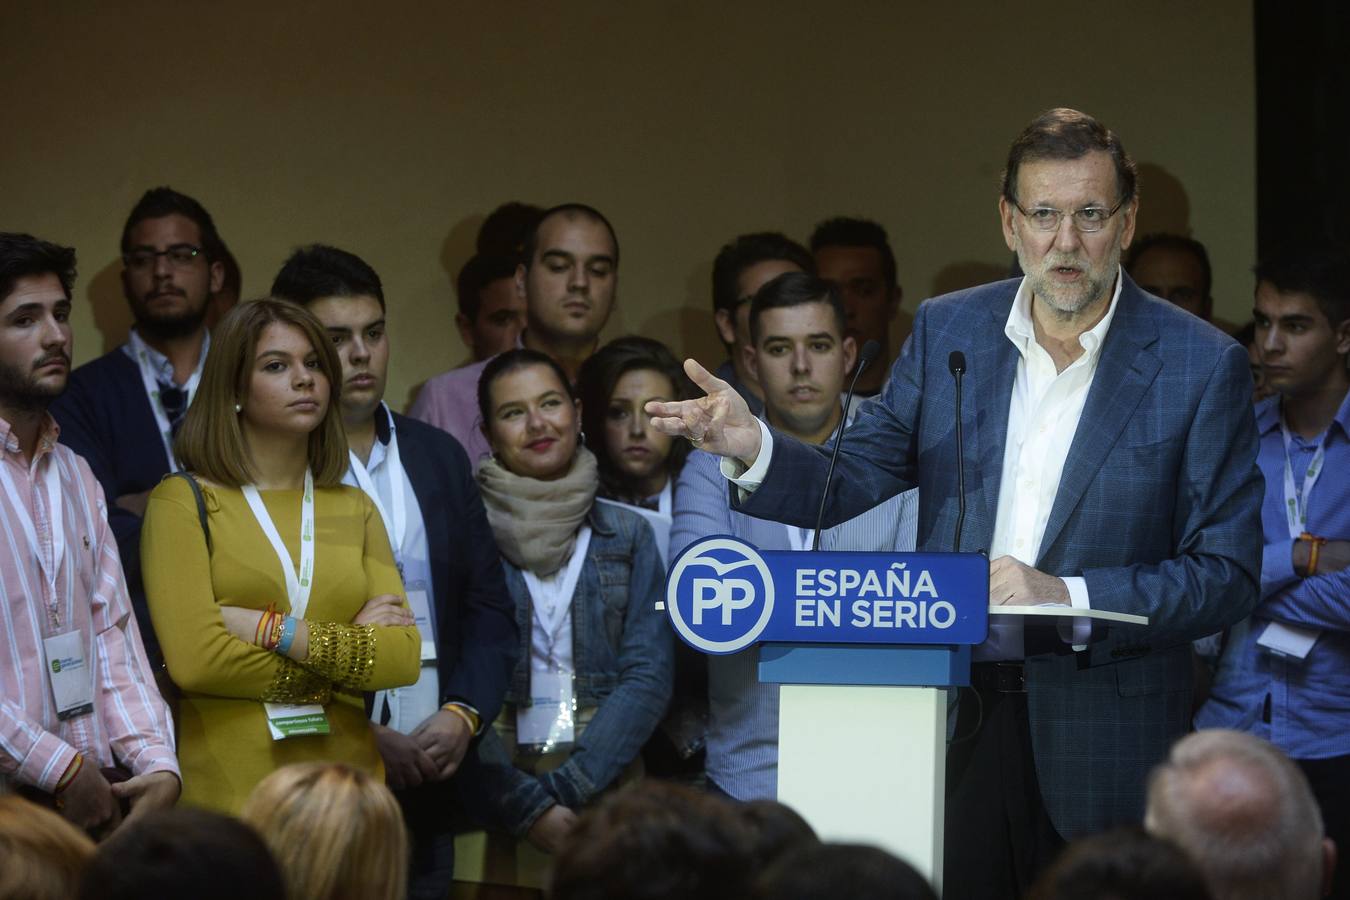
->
<box><xmin>460</xmin><ymin>348</ymin><xmax>673</xmax><ymax>867</ymax></box>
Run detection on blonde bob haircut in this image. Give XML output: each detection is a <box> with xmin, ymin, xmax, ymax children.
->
<box><xmin>0</xmin><ymin>794</ymin><xmax>96</xmax><ymax>900</ymax></box>
<box><xmin>174</xmin><ymin>298</ymin><xmax>348</xmax><ymax>487</ymax></box>
<box><xmin>241</xmin><ymin>762</ymin><xmax>408</xmax><ymax>900</ymax></box>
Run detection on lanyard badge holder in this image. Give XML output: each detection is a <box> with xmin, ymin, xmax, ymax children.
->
<box><xmin>244</xmin><ymin>471</ymin><xmax>331</xmax><ymax>739</ymax></box>
<box><xmin>516</xmin><ymin>529</ymin><xmax>591</xmax><ymax>754</ymax></box>
<box><xmin>1257</xmin><ymin>424</ymin><xmax>1327</xmax><ymax>662</ymax></box>
<box><xmin>0</xmin><ymin>459</ymin><xmax>95</xmax><ymax>721</ymax></box>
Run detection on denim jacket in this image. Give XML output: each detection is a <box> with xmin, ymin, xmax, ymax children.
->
<box><xmin>466</xmin><ymin>502</ymin><xmax>673</xmax><ymax>833</ymax></box>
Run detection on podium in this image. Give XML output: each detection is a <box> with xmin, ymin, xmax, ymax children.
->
<box><xmin>665</xmin><ymin>537</ymin><xmax>1146</xmax><ymax>893</ymax></box>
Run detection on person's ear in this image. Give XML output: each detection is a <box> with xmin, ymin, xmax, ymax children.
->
<box><xmin>209</xmin><ymin>261</ymin><xmax>225</xmax><ymax>295</ymax></box>
<box><xmin>743</xmin><ymin>340</ymin><xmax>759</xmax><ymax>382</ymax></box>
<box><xmin>841</xmin><ymin>335</ymin><xmax>858</xmax><ymax>378</ymax></box>
<box><xmin>455</xmin><ymin>312</ymin><xmax>475</xmax><ymax>351</ymax></box>
<box><xmin>714</xmin><ymin>308</ymin><xmax>737</xmax><ymax>348</ymax></box>
<box><xmin>999</xmin><ymin>196</ymin><xmax>1017</xmax><ymax>253</ymax></box>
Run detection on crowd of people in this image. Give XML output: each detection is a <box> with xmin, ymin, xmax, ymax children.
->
<box><xmin>1</xmin><ymin>105</ymin><xmax>1346</xmax><ymax>900</ymax></box>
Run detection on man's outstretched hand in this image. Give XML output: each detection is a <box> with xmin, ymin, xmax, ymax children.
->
<box><xmin>646</xmin><ymin>359</ymin><xmax>762</xmax><ymax>465</ymax></box>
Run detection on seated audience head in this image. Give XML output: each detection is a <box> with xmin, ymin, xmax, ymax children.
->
<box><xmin>0</xmin><ymin>794</ymin><xmax>95</xmax><ymax>900</ymax></box>
<box><xmin>747</xmin><ymin>271</ymin><xmax>856</xmax><ymax>444</ymax></box>
<box><xmin>1145</xmin><ymin>729</ymin><xmax>1334</xmax><ymax>900</ymax></box>
<box><xmin>518</xmin><ymin>203</ymin><xmax>620</xmax><ymax>366</ymax></box>
<box><xmin>752</xmin><ymin>842</ymin><xmax>937</xmax><ymax>900</ymax></box>
<box><xmin>1026</xmin><ymin>827</ymin><xmax>1213</xmax><ymax>900</ymax></box>
<box><xmin>1252</xmin><ymin>245</ymin><xmax>1350</xmax><ymax>403</ymax></box>
<box><xmin>1232</xmin><ymin>321</ymin><xmax>1274</xmax><ymax>402</ymax></box>
<box><xmin>119</xmin><ymin>186</ymin><xmax>227</xmax><ymax>342</ymax></box>
<box><xmin>478</xmin><ymin>201</ymin><xmax>544</xmax><ymax>259</ymax></box>
<box><xmin>0</xmin><ymin>233</ymin><xmax>77</xmax><ymax>417</ymax></box>
<box><xmin>737</xmin><ymin>799</ymin><xmax>818</xmax><ymax>869</ymax></box>
<box><xmin>457</xmin><ymin>253</ymin><xmax>526</xmax><ymax>361</ymax></box>
<box><xmin>1126</xmin><ymin>233</ymin><xmax>1214</xmax><ymax>320</ymax></box>
<box><xmin>809</xmin><ymin>217</ymin><xmax>901</xmax><ymax>382</ymax></box>
<box><xmin>241</xmin><ymin>762</ymin><xmax>407</xmax><ymax>900</ymax></box>
<box><xmin>548</xmin><ymin>781</ymin><xmax>756</xmax><ymax>900</ymax></box>
<box><xmin>577</xmin><ymin>336</ymin><xmax>692</xmax><ymax>503</ymax></box>
<box><xmin>173</xmin><ymin>298</ymin><xmax>348</xmax><ymax>487</ymax></box>
<box><xmin>77</xmin><ymin>807</ymin><xmax>285</xmax><ymax>900</ymax></box>
<box><xmin>999</xmin><ymin>108</ymin><xmax>1138</xmax><ymax>319</ymax></box>
<box><xmin>711</xmin><ymin>232</ymin><xmax>815</xmax><ymax>391</ymax></box>
<box><xmin>478</xmin><ymin>347</ymin><xmax>582</xmax><ymax>481</ymax></box>
<box><xmin>271</xmin><ymin>244</ymin><xmax>390</xmax><ymax>425</ymax></box>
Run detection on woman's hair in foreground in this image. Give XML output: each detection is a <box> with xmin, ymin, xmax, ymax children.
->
<box><xmin>0</xmin><ymin>794</ymin><xmax>95</xmax><ymax>900</ymax></box>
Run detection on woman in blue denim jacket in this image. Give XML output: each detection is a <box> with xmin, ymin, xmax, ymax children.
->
<box><xmin>466</xmin><ymin>349</ymin><xmax>673</xmax><ymax>851</ymax></box>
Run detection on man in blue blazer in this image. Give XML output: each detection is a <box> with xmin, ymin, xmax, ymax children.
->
<box><xmin>274</xmin><ymin>245</ymin><xmax>518</xmax><ymax>900</ymax></box>
<box><xmin>649</xmin><ymin>108</ymin><xmax>1263</xmax><ymax>898</ymax></box>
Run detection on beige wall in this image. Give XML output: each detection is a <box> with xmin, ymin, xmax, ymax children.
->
<box><xmin>3</xmin><ymin>2</ymin><xmax>1255</xmax><ymax>411</ymax></box>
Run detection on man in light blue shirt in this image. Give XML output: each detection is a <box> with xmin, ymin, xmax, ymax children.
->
<box><xmin>1198</xmin><ymin>247</ymin><xmax>1350</xmax><ymax>898</ymax></box>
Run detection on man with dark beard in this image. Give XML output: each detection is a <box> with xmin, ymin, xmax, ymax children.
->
<box><xmin>53</xmin><ymin>187</ymin><xmax>227</xmax><ymax>665</ymax></box>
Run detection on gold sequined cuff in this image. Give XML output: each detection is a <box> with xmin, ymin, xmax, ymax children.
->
<box><xmin>261</xmin><ymin>658</ymin><xmax>332</xmax><ymax>705</ymax></box>
<box><xmin>302</xmin><ymin>622</ymin><xmax>378</xmax><ymax>691</ymax></box>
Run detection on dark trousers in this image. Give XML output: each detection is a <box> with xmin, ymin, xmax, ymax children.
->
<box><xmin>1299</xmin><ymin>753</ymin><xmax>1350</xmax><ymax>900</ymax></box>
<box><xmin>397</xmin><ymin>775</ymin><xmax>461</xmax><ymax>900</ymax></box>
<box><xmin>943</xmin><ymin>684</ymin><xmax>1064</xmax><ymax>900</ymax></box>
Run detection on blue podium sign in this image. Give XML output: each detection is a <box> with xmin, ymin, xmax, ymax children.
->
<box><xmin>664</xmin><ymin>535</ymin><xmax>989</xmax><ymax>655</ymax></box>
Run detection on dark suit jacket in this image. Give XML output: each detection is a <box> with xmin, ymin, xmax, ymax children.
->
<box><xmin>736</xmin><ymin>275</ymin><xmax>1264</xmax><ymax>836</ymax></box>
<box><xmin>387</xmin><ymin>410</ymin><xmax>518</xmax><ymax>724</ymax></box>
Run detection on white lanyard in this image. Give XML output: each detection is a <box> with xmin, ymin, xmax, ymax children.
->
<box><xmin>1280</xmin><ymin>420</ymin><xmax>1328</xmax><ymax>539</ymax></box>
<box><xmin>242</xmin><ymin>470</ymin><xmax>316</xmax><ymax>618</ymax></box>
<box><xmin>786</xmin><ymin>525</ymin><xmax>817</xmax><ymax>553</ymax></box>
<box><xmin>0</xmin><ymin>454</ymin><xmax>65</xmax><ymax>625</ymax></box>
<box><xmin>127</xmin><ymin>330</ymin><xmax>207</xmax><ymax>473</ymax></box>
<box><xmin>655</xmin><ymin>481</ymin><xmax>672</xmax><ymax>517</ymax></box>
<box><xmin>522</xmin><ymin>526</ymin><xmax>592</xmax><ymax>669</ymax></box>
<box><xmin>347</xmin><ymin>408</ymin><xmax>406</xmax><ymax>560</ymax></box>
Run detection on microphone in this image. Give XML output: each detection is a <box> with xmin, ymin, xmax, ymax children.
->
<box><xmin>948</xmin><ymin>351</ymin><xmax>967</xmax><ymax>552</ymax></box>
<box><xmin>812</xmin><ymin>339</ymin><xmax>882</xmax><ymax>551</ymax></box>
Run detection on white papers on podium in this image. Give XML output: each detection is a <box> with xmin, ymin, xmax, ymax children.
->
<box><xmin>989</xmin><ymin>604</ymin><xmax>1149</xmax><ymax>626</ymax></box>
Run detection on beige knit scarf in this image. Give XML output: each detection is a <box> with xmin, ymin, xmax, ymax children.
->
<box><xmin>475</xmin><ymin>447</ymin><xmax>599</xmax><ymax>576</ymax></box>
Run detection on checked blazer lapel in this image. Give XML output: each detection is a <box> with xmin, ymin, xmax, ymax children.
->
<box><xmin>1035</xmin><ymin>286</ymin><xmax>1162</xmax><ymax>563</ymax></box>
<box><xmin>971</xmin><ymin>295</ymin><xmax>1019</xmax><ymax>549</ymax></box>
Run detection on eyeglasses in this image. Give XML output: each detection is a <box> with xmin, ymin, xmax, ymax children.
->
<box><xmin>1011</xmin><ymin>198</ymin><xmax>1126</xmax><ymax>233</ymax></box>
<box><xmin>123</xmin><ymin>244</ymin><xmax>204</xmax><ymax>270</ymax></box>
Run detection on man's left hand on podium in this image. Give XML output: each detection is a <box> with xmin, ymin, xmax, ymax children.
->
<box><xmin>988</xmin><ymin>556</ymin><xmax>1069</xmax><ymax>606</ymax></box>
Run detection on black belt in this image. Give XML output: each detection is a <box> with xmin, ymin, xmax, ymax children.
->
<box><xmin>970</xmin><ymin>661</ymin><xmax>1026</xmax><ymax>694</ymax></box>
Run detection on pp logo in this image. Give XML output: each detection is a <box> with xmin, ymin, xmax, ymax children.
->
<box><xmin>666</xmin><ymin>536</ymin><xmax>774</xmax><ymax>654</ymax></box>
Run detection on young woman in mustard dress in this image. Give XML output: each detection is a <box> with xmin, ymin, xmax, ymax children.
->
<box><xmin>141</xmin><ymin>299</ymin><xmax>420</xmax><ymax>812</ymax></box>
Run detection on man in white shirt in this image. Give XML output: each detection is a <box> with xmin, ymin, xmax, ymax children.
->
<box><xmin>274</xmin><ymin>245</ymin><xmax>518</xmax><ymax>900</ymax></box>
<box><xmin>648</xmin><ymin>108</ymin><xmax>1263</xmax><ymax>897</ymax></box>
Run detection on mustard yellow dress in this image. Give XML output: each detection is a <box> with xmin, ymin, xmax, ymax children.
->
<box><xmin>141</xmin><ymin>477</ymin><xmax>421</xmax><ymax>813</ymax></box>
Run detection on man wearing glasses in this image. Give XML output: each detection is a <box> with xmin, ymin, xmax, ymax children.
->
<box><xmin>53</xmin><ymin>187</ymin><xmax>228</xmax><ymax>666</ymax></box>
<box><xmin>648</xmin><ymin>108</ymin><xmax>1263</xmax><ymax>897</ymax></box>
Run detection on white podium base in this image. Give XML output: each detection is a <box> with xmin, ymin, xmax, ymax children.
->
<box><xmin>777</xmin><ymin>683</ymin><xmax>947</xmax><ymax>889</ymax></box>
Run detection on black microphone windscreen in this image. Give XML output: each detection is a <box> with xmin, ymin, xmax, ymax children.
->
<box><xmin>948</xmin><ymin>350</ymin><xmax>967</xmax><ymax>375</ymax></box>
<box><xmin>860</xmin><ymin>339</ymin><xmax>882</xmax><ymax>364</ymax></box>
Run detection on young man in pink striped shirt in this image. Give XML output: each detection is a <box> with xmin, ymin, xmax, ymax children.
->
<box><xmin>0</xmin><ymin>233</ymin><xmax>179</xmax><ymax>836</ymax></box>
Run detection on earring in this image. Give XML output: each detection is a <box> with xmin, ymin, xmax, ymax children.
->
<box><xmin>234</xmin><ymin>403</ymin><xmax>242</xmax><ymax>413</ymax></box>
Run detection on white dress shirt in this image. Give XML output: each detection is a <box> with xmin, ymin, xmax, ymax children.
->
<box><xmin>726</xmin><ymin>270</ymin><xmax>1125</xmax><ymax>659</ymax></box>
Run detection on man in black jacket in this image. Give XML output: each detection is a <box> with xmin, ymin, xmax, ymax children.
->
<box><xmin>273</xmin><ymin>244</ymin><xmax>518</xmax><ymax>900</ymax></box>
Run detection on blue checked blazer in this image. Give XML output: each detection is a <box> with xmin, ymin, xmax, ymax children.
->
<box><xmin>735</xmin><ymin>274</ymin><xmax>1264</xmax><ymax>837</ymax></box>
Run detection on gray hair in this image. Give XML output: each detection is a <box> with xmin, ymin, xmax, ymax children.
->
<box><xmin>1144</xmin><ymin>730</ymin><xmax>1324</xmax><ymax>900</ymax></box>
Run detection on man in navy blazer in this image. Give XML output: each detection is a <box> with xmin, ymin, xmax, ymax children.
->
<box><xmin>274</xmin><ymin>245</ymin><xmax>518</xmax><ymax>900</ymax></box>
<box><xmin>649</xmin><ymin>109</ymin><xmax>1263</xmax><ymax>898</ymax></box>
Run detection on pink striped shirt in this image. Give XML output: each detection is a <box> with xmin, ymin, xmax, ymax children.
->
<box><xmin>0</xmin><ymin>414</ymin><xmax>178</xmax><ymax>792</ymax></box>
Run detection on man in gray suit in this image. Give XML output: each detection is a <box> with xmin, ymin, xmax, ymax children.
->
<box><xmin>671</xmin><ymin>271</ymin><xmax>917</xmax><ymax>802</ymax></box>
<box><xmin>649</xmin><ymin>108</ymin><xmax>1263</xmax><ymax>897</ymax></box>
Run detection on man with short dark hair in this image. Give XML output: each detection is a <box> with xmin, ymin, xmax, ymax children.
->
<box><xmin>52</xmin><ymin>187</ymin><xmax>229</xmax><ymax>665</ymax></box>
<box><xmin>412</xmin><ymin>203</ymin><xmax>620</xmax><ymax>466</ymax></box>
<box><xmin>1146</xmin><ymin>730</ymin><xmax>1336</xmax><ymax>900</ymax></box>
<box><xmin>0</xmin><ymin>232</ymin><xmax>179</xmax><ymax>835</ymax></box>
<box><xmin>671</xmin><ymin>271</ymin><xmax>916</xmax><ymax>801</ymax></box>
<box><xmin>1125</xmin><ymin>233</ymin><xmax>1214</xmax><ymax>321</ymax></box>
<box><xmin>810</xmin><ymin>217</ymin><xmax>907</xmax><ymax>396</ymax></box>
<box><xmin>650</xmin><ymin>108</ymin><xmax>1262</xmax><ymax>897</ymax></box>
<box><xmin>455</xmin><ymin>253</ymin><xmax>526</xmax><ymax>362</ymax></box>
<box><xmin>272</xmin><ymin>244</ymin><xmax>518</xmax><ymax>900</ymax></box>
<box><xmin>1197</xmin><ymin>246</ymin><xmax>1350</xmax><ymax>899</ymax></box>
<box><xmin>709</xmin><ymin>233</ymin><xmax>816</xmax><ymax>415</ymax></box>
